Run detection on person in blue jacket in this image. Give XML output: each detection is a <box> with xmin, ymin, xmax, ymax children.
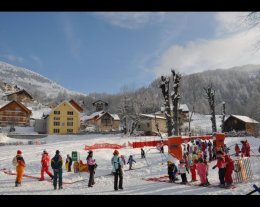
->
<box><xmin>127</xmin><ymin>155</ymin><xmax>136</xmax><ymax>170</ymax></box>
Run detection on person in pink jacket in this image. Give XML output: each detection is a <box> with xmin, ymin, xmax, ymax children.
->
<box><xmin>39</xmin><ymin>150</ymin><xmax>53</xmax><ymax>181</ymax></box>
<box><xmin>196</xmin><ymin>158</ymin><xmax>207</xmax><ymax>186</ymax></box>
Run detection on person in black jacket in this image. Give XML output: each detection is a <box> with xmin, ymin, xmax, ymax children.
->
<box><xmin>66</xmin><ymin>154</ymin><xmax>73</xmax><ymax>172</ymax></box>
<box><xmin>167</xmin><ymin>160</ymin><xmax>178</xmax><ymax>182</ymax></box>
<box><xmin>141</xmin><ymin>148</ymin><xmax>145</xmax><ymax>159</ymax></box>
<box><xmin>51</xmin><ymin>150</ymin><xmax>63</xmax><ymax>190</ymax></box>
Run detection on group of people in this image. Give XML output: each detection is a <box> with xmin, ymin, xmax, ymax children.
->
<box><xmin>13</xmin><ymin>149</ymin><xmax>64</xmax><ymax>189</ymax></box>
<box><xmin>12</xmin><ymin>148</ymin><xmax>137</xmax><ymax>191</ymax></box>
<box><xmin>167</xmin><ymin>138</ymin><xmax>252</xmax><ymax>188</ymax></box>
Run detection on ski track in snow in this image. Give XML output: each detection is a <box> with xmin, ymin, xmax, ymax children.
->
<box><xmin>0</xmin><ymin>134</ymin><xmax>260</xmax><ymax>195</ymax></box>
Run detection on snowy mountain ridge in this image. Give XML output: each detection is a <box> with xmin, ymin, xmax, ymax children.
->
<box><xmin>0</xmin><ymin>61</ymin><xmax>87</xmax><ymax>99</ymax></box>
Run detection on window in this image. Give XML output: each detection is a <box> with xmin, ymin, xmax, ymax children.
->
<box><xmin>54</xmin><ymin>111</ymin><xmax>60</xmax><ymax>115</ymax></box>
<box><xmin>138</xmin><ymin>125</ymin><xmax>141</xmax><ymax>129</ymax></box>
<box><xmin>147</xmin><ymin>123</ymin><xmax>150</xmax><ymax>127</ymax></box>
<box><xmin>67</xmin><ymin>117</ymin><xmax>73</xmax><ymax>121</ymax></box>
<box><xmin>67</xmin><ymin>122</ymin><xmax>73</xmax><ymax>126</ymax></box>
<box><xmin>101</xmin><ymin>115</ymin><xmax>111</xmax><ymax>126</ymax></box>
<box><xmin>67</xmin><ymin>111</ymin><xmax>73</xmax><ymax>115</ymax></box>
<box><xmin>54</xmin><ymin>117</ymin><xmax>60</xmax><ymax>120</ymax></box>
<box><xmin>67</xmin><ymin>129</ymin><xmax>73</xmax><ymax>133</ymax></box>
<box><xmin>54</xmin><ymin>122</ymin><xmax>60</xmax><ymax>126</ymax></box>
<box><xmin>53</xmin><ymin>129</ymin><xmax>60</xmax><ymax>133</ymax></box>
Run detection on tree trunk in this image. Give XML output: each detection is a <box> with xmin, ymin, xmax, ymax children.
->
<box><xmin>221</xmin><ymin>102</ymin><xmax>225</xmax><ymax>133</ymax></box>
<box><xmin>160</xmin><ymin>76</ymin><xmax>173</xmax><ymax>136</ymax></box>
<box><xmin>204</xmin><ymin>87</ymin><xmax>217</xmax><ymax>133</ymax></box>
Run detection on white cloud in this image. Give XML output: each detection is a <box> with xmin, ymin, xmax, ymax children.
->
<box><xmin>153</xmin><ymin>29</ymin><xmax>260</xmax><ymax>77</ymax></box>
<box><xmin>215</xmin><ymin>12</ymin><xmax>249</xmax><ymax>35</ymax></box>
<box><xmin>95</xmin><ymin>12</ymin><xmax>166</xmax><ymax>29</ymax></box>
<box><xmin>3</xmin><ymin>54</ymin><xmax>24</xmax><ymax>63</ymax></box>
<box><xmin>62</xmin><ymin>19</ymin><xmax>83</xmax><ymax>58</ymax></box>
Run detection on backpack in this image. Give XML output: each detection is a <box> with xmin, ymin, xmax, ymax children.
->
<box><xmin>12</xmin><ymin>156</ymin><xmax>17</xmax><ymax>166</ymax></box>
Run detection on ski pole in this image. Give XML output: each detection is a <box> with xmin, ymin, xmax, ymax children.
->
<box><xmin>246</xmin><ymin>184</ymin><xmax>260</xmax><ymax>195</ymax></box>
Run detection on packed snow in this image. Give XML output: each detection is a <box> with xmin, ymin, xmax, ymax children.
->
<box><xmin>0</xmin><ymin>134</ymin><xmax>259</xmax><ymax>195</ymax></box>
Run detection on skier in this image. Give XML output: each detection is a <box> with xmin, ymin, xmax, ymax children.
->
<box><xmin>224</xmin><ymin>154</ymin><xmax>234</xmax><ymax>187</ymax></box>
<box><xmin>127</xmin><ymin>155</ymin><xmax>136</xmax><ymax>170</ymax></box>
<box><xmin>178</xmin><ymin>159</ymin><xmax>189</xmax><ymax>184</ymax></box>
<box><xmin>212</xmin><ymin>151</ymin><xmax>226</xmax><ymax>187</ymax></box>
<box><xmin>234</xmin><ymin>144</ymin><xmax>240</xmax><ymax>156</ymax></box>
<box><xmin>65</xmin><ymin>154</ymin><xmax>73</xmax><ymax>172</ymax></box>
<box><xmin>196</xmin><ymin>158</ymin><xmax>207</xmax><ymax>186</ymax></box>
<box><xmin>39</xmin><ymin>150</ymin><xmax>53</xmax><ymax>181</ymax></box>
<box><xmin>86</xmin><ymin>150</ymin><xmax>96</xmax><ymax>187</ymax></box>
<box><xmin>111</xmin><ymin>150</ymin><xmax>124</xmax><ymax>191</ymax></box>
<box><xmin>13</xmin><ymin>150</ymin><xmax>26</xmax><ymax>187</ymax></box>
<box><xmin>203</xmin><ymin>159</ymin><xmax>210</xmax><ymax>186</ymax></box>
<box><xmin>51</xmin><ymin>150</ymin><xmax>63</xmax><ymax>190</ymax></box>
<box><xmin>167</xmin><ymin>160</ymin><xmax>178</xmax><ymax>182</ymax></box>
<box><xmin>189</xmin><ymin>158</ymin><xmax>197</xmax><ymax>182</ymax></box>
<box><xmin>141</xmin><ymin>148</ymin><xmax>145</xmax><ymax>159</ymax></box>
<box><xmin>241</xmin><ymin>139</ymin><xmax>250</xmax><ymax>157</ymax></box>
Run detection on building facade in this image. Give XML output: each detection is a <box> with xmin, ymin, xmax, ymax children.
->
<box><xmin>47</xmin><ymin>100</ymin><xmax>80</xmax><ymax>135</ymax></box>
<box><xmin>0</xmin><ymin>100</ymin><xmax>32</xmax><ymax>126</ymax></box>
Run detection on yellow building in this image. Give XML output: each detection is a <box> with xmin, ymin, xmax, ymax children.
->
<box><xmin>46</xmin><ymin>100</ymin><xmax>80</xmax><ymax>135</ymax></box>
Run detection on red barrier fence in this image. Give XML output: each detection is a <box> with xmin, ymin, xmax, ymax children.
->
<box><xmin>84</xmin><ymin>143</ymin><xmax>125</xmax><ymax>150</ymax></box>
<box><xmin>132</xmin><ymin>140</ymin><xmax>168</xmax><ymax>148</ymax></box>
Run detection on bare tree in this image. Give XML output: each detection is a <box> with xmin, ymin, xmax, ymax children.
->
<box><xmin>170</xmin><ymin>69</ymin><xmax>181</xmax><ymax>135</ymax></box>
<box><xmin>159</xmin><ymin>76</ymin><xmax>173</xmax><ymax>136</ymax></box>
<box><xmin>204</xmin><ymin>85</ymin><xmax>217</xmax><ymax>133</ymax></box>
<box><xmin>221</xmin><ymin>101</ymin><xmax>226</xmax><ymax>133</ymax></box>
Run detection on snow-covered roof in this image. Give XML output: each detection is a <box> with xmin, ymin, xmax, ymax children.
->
<box><xmin>81</xmin><ymin>111</ymin><xmax>105</xmax><ymax>121</ymax></box>
<box><xmin>169</xmin><ymin>103</ymin><xmax>189</xmax><ymax>112</ymax></box>
<box><xmin>179</xmin><ymin>104</ymin><xmax>189</xmax><ymax>112</ymax></box>
<box><xmin>229</xmin><ymin>115</ymin><xmax>259</xmax><ymax>124</ymax></box>
<box><xmin>140</xmin><ymin>114</ymin><xmax>166</xmax><ymax>120</ymax></box>
<box><xmin>111</xmin><ymin>114</ymin><xmax>120</xmax><ymax>121</ymax></box>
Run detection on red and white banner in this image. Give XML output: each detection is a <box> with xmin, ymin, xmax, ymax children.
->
<box><xmin>84</xmin><ymin>143</ymin><xmax>125</xmax><ymax>150</ymax></box>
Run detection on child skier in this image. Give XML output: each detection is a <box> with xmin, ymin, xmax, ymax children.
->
<box><xmin>189</xmin><ymin>158</ymin><xmax>197</xmax><ymax>182</ymax></box>
<box><xmin>167</xmin><ymin>160</ymin><xmax>178</xmax><ymax>182</ymax></box>
<box><xmin>196</xmin><ymin>158</ymin><xmax>207</xmax><ymax>186</ymax></box>
<box><xmin>65</xmin><ymin>154</ymin><xmax>73</xmax><ymax>172</ymax></box>
<box><xmin>13</xmin><ymin>150</ymin><xmax>26</xmax><ymax>187</ymax></box>
<box><xmin>141</xmin><ymin>148</ymin><xmax>145</xmax><ymax>158</ymax></box>
<box><xmin>224</xmin><ymin>154</ymin><xmax>234</xmax><ymax>187</ymax></box>
<box><xmin>178</xmin><ymin>159</ymin><xmax>189</xmax><ymax>184</ymax></box>
<box><xmin>39</xmin><ymin>150</ymin><xmax>53</xmax><ymax>181</ymax></box>
<box><xmin>212</xmin><ymin>151</ymin><xmax>226</xmax><ymax>188</ymax></box>
<box><xmin>127</xmin><ymin>155</ymin><xmax>136</xmax><ymax>170</ymax></box>
<box><xmin>235</xmin><ymin>144</ymin><xmax>240</xmax><ymax>156</ymax></box>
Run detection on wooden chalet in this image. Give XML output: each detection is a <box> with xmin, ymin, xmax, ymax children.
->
<box><xmin>0</xmin><ymin>100</ymin><xmax>32</xmax><ymax>126</ymax></box>
<box><xmin>5</xmin><ymin>89</ymin><xmax>33</xmax><ymax>103</ymax></box>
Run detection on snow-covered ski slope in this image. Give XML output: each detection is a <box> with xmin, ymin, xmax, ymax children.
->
<box><xmin>0</xmin><ymin>134</ymin><xmax>259</xmax><ymax>195</ymax></box>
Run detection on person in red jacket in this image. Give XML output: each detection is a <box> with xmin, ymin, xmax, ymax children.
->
<box><xmin>212</xmin><ymin>151</ymin><xmax>226</xmax><ymax>187</ymax></box>
<box><xmin>39</xmin><ymin>150</ymin><xmax>53</xmax><ymax>181</ymax></box>
<box><xmin>224</xmin><ymin>154</ymin><xmax>234</xmax><ymax>187</ymax></box>
<box><xmin>190</xmin><ymin>159</ymin><xmax>197</xmax><ymax>182</ymax></box>
<box><xmin>241</xmin><ymin>140</ymin><xmax>251</xmax><ymax>157</ymax></box>
<box><xmin>234</xmin><ymin>144</ymin><xmax>240</xmax><ymax>156</ymax></box>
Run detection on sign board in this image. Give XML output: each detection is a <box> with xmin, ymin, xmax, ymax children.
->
<box><xmin>72</xmin><ymin>151</ymin><xmax>78</xmax><ymax>161</ymax></box>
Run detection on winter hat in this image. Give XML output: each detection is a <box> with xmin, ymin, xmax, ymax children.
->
<box><xmin>17</xmin><ymin>150</ymin><xmax>22</xmax><ymax>155</ymax></box>
<box><xmin>113</xmin><ymin>150</ymin><xmax>119</xmax><ymax>155</ymax></box>
<box><xmin>88</xmin><ymin>150</ymin><xmax>93</xmax><ymax>154</ymax></box>
<box><xmin>56</xmin><ymin>150</ymin><xmax>60</xmax><ymax>155</ymax></box>
<box><xmin>43</xmin><ymin>149</ymin><xmax>47</xmax><ymax>154</ymax></box>
<box><xmin>167</xmin><ymin>160</ymin><xmax>173</xmax><ymax>164</ymax></box>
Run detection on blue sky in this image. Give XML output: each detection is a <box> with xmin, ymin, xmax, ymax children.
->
<box><xmin>0</xmin><ymin>12</ymin><xmax>259</xmax><ymax>94</ymax></box>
